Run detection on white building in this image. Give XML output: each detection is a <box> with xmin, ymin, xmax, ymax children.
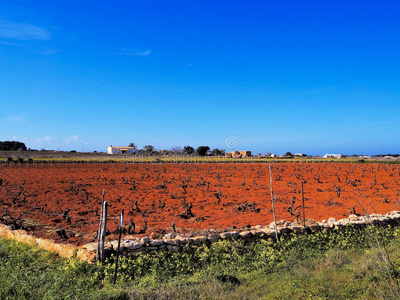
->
<box><xmin>107</xmin><ymin>145</ymin><xmax>136</xmax><ymax>154</ymax></box>
<box><xmin>323</xmin><ymin>154</ymin><xmax>344</xmax><ymax>159</ymax></box>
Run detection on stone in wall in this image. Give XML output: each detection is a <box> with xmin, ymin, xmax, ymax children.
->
<box><xmin>166</xmin><ymin>245</ymin><xmax>180</xmax><ymax>252</ymax></box>
<box><xmin>220</xmin><ymin>231</ymin><xmax>238</xmax><ymax>239</ymax></box>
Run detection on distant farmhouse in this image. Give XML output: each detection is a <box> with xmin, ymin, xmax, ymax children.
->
<box><xmin>257</xmin><ymin>153</ymin><xmax>276</xmax><ymax>158</ymax></box>
<box><xmin>323</xmin><ymin>154</ymin><xmax>344</xmax><ymax>159</ymax></box>
<box><xmin>226</xmin><ymin>151</ymin><xmax>252</xmax><ymax>158</ymax></box>
<box><xmin>107</xmin><ymin>145</ymin><xmax>136</xmax><ymax>155</ymax></box>
<box><xmin>294</xmin><ymin>153</ymin><xmax>307</xmax><ymax>157</ymax></box>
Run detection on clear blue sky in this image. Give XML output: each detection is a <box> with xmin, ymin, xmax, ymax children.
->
<box><xmin>1</xmin><ymin>1</ymin><xmax>399</xmax><ymax>155</ymax></box>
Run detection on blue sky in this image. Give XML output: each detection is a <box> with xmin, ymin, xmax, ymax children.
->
<box><xmin>1</xmin><ymin>1</ymin><xmax>399</xmax><ymax>155</ymax></box>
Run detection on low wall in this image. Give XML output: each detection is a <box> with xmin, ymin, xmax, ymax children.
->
<box><xmin>83</xmin><ymin>211</ymin><xmax>400</xmax><ymax>258</ymax></box>
<box><xmin>0</xmin><ymin>223</ymin><xmax>96</xmax><ymax>262</ymax></box>
<box><xmin>2</xmin><ymin>211</ymin><xmax>400</xmax><ymax>263</ymax></box>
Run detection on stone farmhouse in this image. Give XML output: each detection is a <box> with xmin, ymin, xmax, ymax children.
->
<box><xmin>226</xmin><ymin>151</ymin><xmax>252</xmax><ymax>158</ymax></box>
<box><xmin>107</xmin><ymin>145</ymin><xmax>136</xmax><ymax>155</ymax></box>
<box><xmin>323</xmin><ymin>154</ymin><xmax>344</xmax><ymax>159</ymax></box>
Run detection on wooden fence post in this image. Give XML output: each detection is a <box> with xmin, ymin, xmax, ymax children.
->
<box><xmin>269</xmin><ymin>163</ymin><xmax>279</xmax><ymax>242</ymax></box>
<box><xmin>302</xmin><ymin>181</ymin><xmax>306</xmax><ymax>228</ymax></box>
<box><xmin>113</xmin><ymin>209</ymin><xmax>124</xmax><ymax>284</ymax></box>
<box><xmin>97</xmin><ymin>200</ymin><xmax>108</xmax><ymax>263</ymax></box>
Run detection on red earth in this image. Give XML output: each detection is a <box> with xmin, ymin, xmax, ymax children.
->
<box><xmin>0</xmin><ymin>162</ymin><xmax>399</xmax><ymax>246</ymax></box>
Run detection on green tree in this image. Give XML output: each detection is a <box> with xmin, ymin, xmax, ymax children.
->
<box><xmin>209</xmin><ymin>148</ymin><xmax>225</xmax><ymax>156</ymax></box>
<box><xmin>143</xmin><ymin>145</ymin><xmax>154</xmax><ymax>155</ymax></box>
<box><xmin>128</xmin><ymin>142</ymin><xmax>137</xmax><ymax>151</ymax></box>
<box><xmin>196</xmin><ymin>146</ymin><xmax>210</xmax><ymax>156</ymax></box>
<box><xmin>183</xmin><ymin>146</ymin><xmax>195</xmax><ymax>155</ymax></box>
<box><xmin>0</xmin><ymin>141</ymin><xmax>27</xmax><ymax>151</ymax></box>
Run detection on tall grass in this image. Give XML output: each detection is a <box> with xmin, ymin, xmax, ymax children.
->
<box><xmin>2</xmin><ymin>223</ymin><xmax>400</xmax><ymax>299</ymax></box>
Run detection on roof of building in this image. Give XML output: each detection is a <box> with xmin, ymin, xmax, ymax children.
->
<box><xmin>109</xmin><ymin>146</ymin><xmax>134</xmax><ymax>149</ymax></box>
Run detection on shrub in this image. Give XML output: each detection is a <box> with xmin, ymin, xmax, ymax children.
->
<box><xmin>196</xmin><ymin>146</ymin><xmax>210</xmax><ymax>156</ymax></box>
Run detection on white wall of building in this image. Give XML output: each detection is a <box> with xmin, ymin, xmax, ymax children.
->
<box><xmin>107</xmin><ymin>146</ymin><xmax>135</xmax><ymax>154</ymax></box>
<box><xmin>323</xmin><ymin>154</ymin><xmax>343</xmax><ymax>159</ymax></box>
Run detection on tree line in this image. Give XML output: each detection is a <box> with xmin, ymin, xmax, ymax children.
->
<box><xmin>128</xmin><ymin>143</ymin><xmax>225</xmax><ymax>157</ymax></box>
<box><xmin>0</xmin><ymin>141</ymin><xmax>27</xmax><ymax>151</ymax></box>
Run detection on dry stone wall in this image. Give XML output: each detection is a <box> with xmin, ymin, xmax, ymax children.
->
<box><xmin>0</xmin><ymin>223</ymin><xmax>96</xmax><ymax>262</ymax></box>
<box><xmin>2</xmin><ymin>211</ymin><xmax>400</xmax><ymax>263</ymax></box>
<box><xmin>83</xmin><ymin>211</ymin><xmax>400</xmax><ymax>258</ymax></box>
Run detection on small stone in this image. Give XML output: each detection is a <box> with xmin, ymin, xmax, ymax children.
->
<box><xmin>190</xmin><ymin>236</ymin><xmax>206</xmax><ymax>245</ymax></box>
<box><xmin>291</xmin><ymin>226</ymin><xmax>304</xmax><ymax>233</ymax></box>
<box><xmin>239</xmin><ymin>231</ymin><xmax>253</xmax><ymax>239</ymax></box>
<box><xmin>125</xmin><ymin>241</ymin><xmax>144</xmax><ymax>250</ymax></box>
<box><xmin>308</xmin><ymin>224</ymin><xmax>320</xmax><ymax>231</ymax></box>
<box><xmin>149</xmin><ymin>232</ymin><xmax>158</xmax><ymax>239</ymax></box>
<box><xmin>104</xmin><ymin>242</ymin><xmax>112</xmax><ymax>251</ymax></box>
<box><xmin>111</xmin><ymin>241</ymin><xmax>124</xmax><ymax>251</ymax></box>
<box><xmin>147</xmin><ymin>246</ymin><xmax>159</xmax><ymax>251</ymax></box>
<box><xmin>250</xmin><ymin>230</ymin><xmax>262</xmax><ymax>237</ymax></box>
<box><xmin>388</xmin><ymin>214</ymin><xmax>400</xmax><ymax>220</ymax></box>
<box><xmin>260</xmin><ymin>227</ymin><xmax>274</xmax><ymax>234</ymax></box>
<box><xmin>378</xmin><ymin>217</ymin><xmax>390</xmax><ymax>223</ymax></box>
<box><xmin>220</xmin><ymin>232</ymin><xmax>238</xmax><ymax>239</ymax></box>
<box><xmin>276</xmin><ymin>220</ymin><xmax>288</xmax><ymax>226</ymax></box>
<box><xmin>149</xmin><ymin>240</ymin><xmax>164</xmax><ymax>247</ymax></box>
<box><xmin>141</xmin><ymin>236</ymin><xmax>150</xmax><ymax>244</ymax></box>
<box><xmin>132</xmin><ymin>246</ymin><xmax>146</xmax><ymax>252</ymax></box>
<box><xmin>348</xmin><ymin>214</ymin><xmax>358</xmax><ymax>221</ymax></box>
<box><xmin>327</xmin><ymin>217</ymin><xmax>336</xmax><ymax>227</ymax></box>
<box><xmin>369</xmin><ymin>217</ymin><xmax>379</xmax><ymax>224</ymax></box>
<box><xmin>208</xmin><ymin>234</ymin><xmax>220</xmax><ymax>243</ymax></box>
<box><xmin>350</xmin><ymin>220</ymin><xmax>365</xmax><ymax>226</ymax></box>
<box><xmin>163</xmin><ymin>232</ymin><xmax>176</xmax><ymax>239</ymax></box>
<box><xmin>261</xmin><ymin>228</ymin><xmax>276</xmax><ymax>238</ymax></box>
<box><xmin>81</xmin><ymin>242</ymin><xmax>97</xmax><ymax>252</ymax></box>
<box><xmin>167</xmin><ymin>245</ymin><xmax>180</xmax><ymax>252</ymax></box>
<box><xmin>278</xmin><ymin>227</ymin><xmax>292</xmax><ymax>234</ymax></box>
<box><xmin>176</xmin><ymin>237</ymin><xmax>190</xmax><ymax>245</ymax></box>
<box><xmin>164</xmin><ymin>238</ymin><xmax>179</xmax><ymax>246</ymax></box>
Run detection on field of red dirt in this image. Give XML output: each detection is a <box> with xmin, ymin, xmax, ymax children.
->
<box><xmin>0</xmin><ymin>162</ymin><xmax>399</xmax><ymax>246</ymax></box>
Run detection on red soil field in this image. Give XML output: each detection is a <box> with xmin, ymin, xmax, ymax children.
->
<box><xmin>0</xmin><ymin>162</ymin><xmax>399</xmax><ymax>246</ymax></box>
